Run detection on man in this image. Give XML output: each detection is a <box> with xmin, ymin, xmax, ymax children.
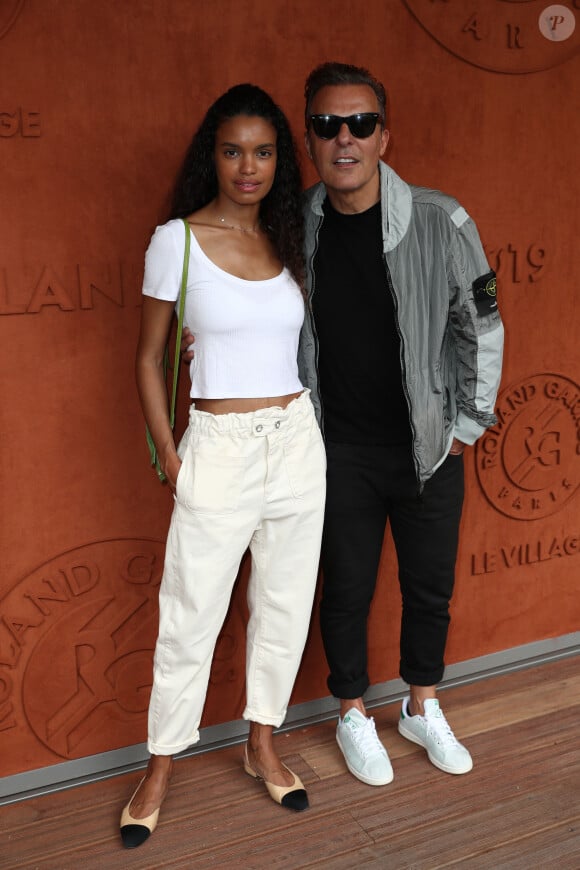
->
<box><xmin>183</xmin><ymin>62</ymin><xmax>504</xmax><ymax>786</ymax></box>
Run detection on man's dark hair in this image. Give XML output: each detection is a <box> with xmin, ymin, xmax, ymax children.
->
<box><xmin>304</xmin><ymin>62</ymin><xmax>387</xmax><ymax>126</ymax></box>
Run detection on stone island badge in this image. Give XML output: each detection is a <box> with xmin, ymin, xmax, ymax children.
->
<box><xmin>472</xmin><ymin>271</ymin><xmax>498</xmax><ymax>316</ymax></box>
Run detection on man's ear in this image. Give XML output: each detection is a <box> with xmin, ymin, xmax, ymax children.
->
<box><xmin>379</xmin><ymin>127</ymin><xmax>390</xmax><ymax>157</ymax></box>
<box><xmin>304</xmin><ymin>131</ymin><xmax>312</xmax><ymax>160</ymax></box>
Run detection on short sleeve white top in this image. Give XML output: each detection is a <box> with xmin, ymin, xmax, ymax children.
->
<box><xmin>142</xmin><ymin>219</ymin><xmax>305</xmax><ymax>399</ymax></box>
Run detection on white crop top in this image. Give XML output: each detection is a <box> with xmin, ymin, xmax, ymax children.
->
<box><xmin>142</xmin><ymin>219</ymin><xmax>305</xmax><ymax>399</ymax></box>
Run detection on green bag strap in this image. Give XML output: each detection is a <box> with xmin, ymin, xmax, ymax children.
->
<box><xmin>146</xmin><ymin>218</ymin><xmax>191</xmax><ymax>482</ymax></box>
<box><xmin>168</xmin><ymin>218</ymin><xmax>191</xmax><ymax>427</ymax></box>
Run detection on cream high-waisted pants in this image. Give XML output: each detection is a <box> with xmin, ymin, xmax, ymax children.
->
<box><xmin>148</xmin><ymin>391</ymin><xmax>326</xmax><ymax>755</ymax></box>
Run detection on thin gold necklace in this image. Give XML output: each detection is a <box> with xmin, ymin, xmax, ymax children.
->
<box><xmin>217</xmin><ymin>216</ymin><xmax>260</xmax><ymax>234</ymax></box>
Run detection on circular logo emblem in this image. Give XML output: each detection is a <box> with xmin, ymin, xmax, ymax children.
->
<box><xmin>484</xmin><ymin>275</ymin><xmax>497</xmax><ymax>298</ymax></box>
<box><xmin>539</xmin><ymin>5</ymin><xmax>576</xmax><ymax>41</ymax></box>
<box><xmin>1</xmin><ymin>538</ymin><xmax>249</xmax><ymax>767</ymax></box>
<box><xmin>403</xmin><ymin>0</ymin><xmax>580</xmax><ymax>74</ymax></box>
<box><xmin>1</xmin><ymin>539</ymin><xmax>165</xmax><ymax>759</ymax></box>
<box><xmin>0</xmin><ymin>0</ymin><xmax>25</xmax><ymax>40</ymax></box>
<box><xmin>476</xmin><ymin>374</ymin><xmax>580</xmax><ymax>520</ymax></box>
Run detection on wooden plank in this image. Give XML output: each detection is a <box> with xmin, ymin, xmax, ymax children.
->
<box><xmin>1</xmin><ymin>657</ymin><xmax>578</xmax><ymax>869</ymax></box>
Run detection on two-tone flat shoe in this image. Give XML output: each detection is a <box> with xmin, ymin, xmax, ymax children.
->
<box><xmin>120</xmin><ymin>777</ymin><xmax>161</xmax><ymax>848</ymax></box>
<box><xmin>243</xmin><ymin>745</ymin><xmax>309</xmax><ymax>811</ymax></box>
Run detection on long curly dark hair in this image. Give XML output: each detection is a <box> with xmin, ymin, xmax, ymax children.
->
<box><xmin>170</xmin><ymin>84</ymin><xmax>305</xmax><ymax>291</ymax></box>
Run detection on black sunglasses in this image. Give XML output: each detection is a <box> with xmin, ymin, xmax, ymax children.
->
<box><xmin>308</xmin><ymin>113</ymin><xmax>381</xmax><ymax>140</ymax></box>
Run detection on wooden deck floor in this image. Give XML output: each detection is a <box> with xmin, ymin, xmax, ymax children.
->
<box><xmin>2</xmin><ymin>655</ymin><xmax>579</xmax><ymax>869</ymax></box>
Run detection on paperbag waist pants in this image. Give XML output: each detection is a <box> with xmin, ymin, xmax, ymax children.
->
<box><xmin>148</xmin><ymin>391</ymin><xmax>326</xmax><ymax>755</ymax></box>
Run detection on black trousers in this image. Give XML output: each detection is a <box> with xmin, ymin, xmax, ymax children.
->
<box><xmin>320</xmin><ymin>441</ymin><xmax>464</xmax><ymax>698</ymax></box>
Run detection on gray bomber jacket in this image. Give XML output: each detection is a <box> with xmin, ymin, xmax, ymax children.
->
<box><xmin>298</xmin><ymin>161</ymin><xmax>504</xmax><ymax>486</ymax></box>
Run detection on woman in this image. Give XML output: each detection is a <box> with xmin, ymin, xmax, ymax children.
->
<box><xmin>121</xmin><ymin>84</ymin><xmax>326</xmax><ymax>848</ymax></box>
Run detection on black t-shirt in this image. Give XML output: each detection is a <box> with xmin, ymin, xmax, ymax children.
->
<box><xmin>312</xmin><ymin>198</ymin><xmax>412</xmax><ymax>446</ymax></box>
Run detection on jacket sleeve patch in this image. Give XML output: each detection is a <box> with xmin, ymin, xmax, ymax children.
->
<box><xmin>472</xmin><ymin>271</ymin><xmax>497</xmax><ymax>316</ymax></box>
<box><xmin>450</xmin><ymin>206</ymin><xmax>469</xmax><ymax>227</ymax></box>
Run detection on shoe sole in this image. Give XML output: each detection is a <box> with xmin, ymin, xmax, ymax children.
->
<box><xmin>335</xmin><ymin>732</ymin><xmax>394</xmax><ymax>786</ymax></box>
<box><xmin>397</xmin><ymin>721</ymin><xmax>473</xmax><ymax>775</ymax></box>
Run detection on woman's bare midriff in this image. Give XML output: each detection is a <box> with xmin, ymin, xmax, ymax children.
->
<box><xmin>193</xmin><ymin>391</ymin><xmax>303</xmax><ymax>415</ymax></box>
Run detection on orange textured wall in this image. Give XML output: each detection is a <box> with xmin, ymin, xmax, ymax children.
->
<box><xmin>1</xmin><ymin>0</ymin><xmax>579</xmax><ymax>778</ymax></box>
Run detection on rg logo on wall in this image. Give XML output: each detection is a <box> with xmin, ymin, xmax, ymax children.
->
<box><xmin>0</xmin><ymin>0</ymin><xmax>25</xmax><ymax>40</ymax></box>
<box><xmin>475</xmin><ymin>373</ymin><xmax>580</xmax><ymax>520</ymax></box>
<box><xmin>0</xmin><ymin>538</ymin><xmax>246</xmax><ymax>767</ymax></box>
<box><xmin>0</xmin><ymin>540</ymin><xmax>165</xmax><ymax>761</ymax></box>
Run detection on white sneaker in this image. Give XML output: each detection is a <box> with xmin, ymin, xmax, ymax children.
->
<box><xmin>336</xmin><ymin>708</ymin><xmax>394</xmax><ymax>786</ymax></box>
<box><xmin>398</xmin><ymin>697</ymin><xmax>473</xmax><ymax>775</ymax></box>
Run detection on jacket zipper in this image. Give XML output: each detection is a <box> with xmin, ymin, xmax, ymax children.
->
<box><xmin>383</xmin><ymin>256</ymin><xmax>422</xmax><ymax>491</ymax></box>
